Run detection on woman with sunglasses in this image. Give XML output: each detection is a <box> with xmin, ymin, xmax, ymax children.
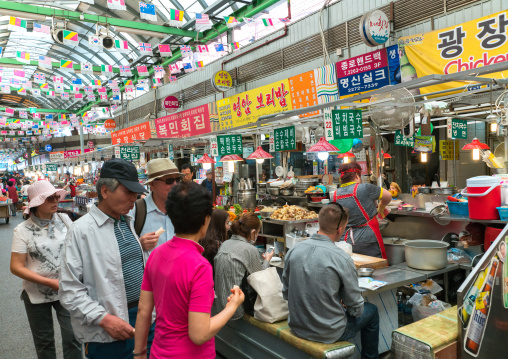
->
<box><xmin>333</xmin><ymin>162</ymin><xmax>392</xmax><ymax>259</ymax></box>
<box><xmin>10</xmin><ymin>180</ymin><xmax>82</xmax><ymax>359</ymax></box>
<box><xmin>130</xmin><ymin>158</ymin><xmax>183</xmax><ymax>253</ymax></box>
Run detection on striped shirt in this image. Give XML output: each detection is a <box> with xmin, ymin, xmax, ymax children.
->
<box><xmin>214</xmin><ymin>234</ymin><xmax>270</xmax><ymax>319</ymax></box>
<box><xmin>113</xmin><ymin>216</ymin><xmax>144</xmax><ymax>303</ymax></box>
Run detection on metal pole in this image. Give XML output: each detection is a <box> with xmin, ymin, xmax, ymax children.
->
<box><xmin>79</xmin><ymin>123</ymin><xmax>84</xmax><ymax>154</ymax></box>
<box><xmin>212</xmin><ymin>163</ymin><xmax>216</xmax><ymax>206</ymax></box>
<box><xmin>453</xmin><ymin>139</ymin><xmax>457</xmax><ymax>186</ymax></box>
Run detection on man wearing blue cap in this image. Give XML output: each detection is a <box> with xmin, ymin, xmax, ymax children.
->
<box><xmin>59</xmin><ymin>158</ymin><xmax>155</xmax><ymax>359</ymax></box>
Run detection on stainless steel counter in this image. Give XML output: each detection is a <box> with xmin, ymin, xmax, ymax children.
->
<box><xmin>392</xmin><ymin>262</ymin><xmax>459</xmax><ymax>277</ymax></box>
<box><xmin>364</xmin><ymin>266</ymin><xmax>427</xmax><ymax>294</ymax></box>
<box><xmin>58</xmin><ymin>202</ymin><xmax>88</xmax><ymax>217</ymax></box>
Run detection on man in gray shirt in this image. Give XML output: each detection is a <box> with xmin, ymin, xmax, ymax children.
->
<box><xmin>282</xmin><ymin>203</ymin><xmax>379</xmax><ymax>359</ymax></box>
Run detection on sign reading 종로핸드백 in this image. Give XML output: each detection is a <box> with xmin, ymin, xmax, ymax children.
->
<box><xmin>398</xmin><ymin>10</ymin><xmax>508</xmax><ymax>96</ymax></box>
<box><xmin>273</xmin><ymin>126</ymin><xmax>296</xmax><ymax>151</ymax></box>
<box><xmin>217</xmin><ymin>134</ymin><xmax>242</xmax><ymax>156</ymax></box>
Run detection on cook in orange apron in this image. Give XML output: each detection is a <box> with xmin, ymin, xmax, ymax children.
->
<box><xmin>333</xmin><ymin>183</ymin><xmax>387</xmax><ymax>259</ymax></box>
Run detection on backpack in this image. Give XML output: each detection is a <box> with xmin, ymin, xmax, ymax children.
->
<box><xmin>134</xmin><ymin>198</ymin><xmax>147</xmax><ymax>237</ymax></box>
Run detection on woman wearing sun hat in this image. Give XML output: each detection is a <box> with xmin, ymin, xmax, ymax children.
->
<box><xmin>10</xmin><ymin>180</ymin><xmax>82</xmax><ymax>359</ymax></box>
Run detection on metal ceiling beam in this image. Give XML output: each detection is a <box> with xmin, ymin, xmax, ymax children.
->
<box><xmin>76</xmin><ymin>0</ymin><xmax>284</xmax><ymax>114</ymax></box>
<box><xmin>0</xmin><ymin>0</ymin><xmax>197</xmax><ymax>38</ymax></box>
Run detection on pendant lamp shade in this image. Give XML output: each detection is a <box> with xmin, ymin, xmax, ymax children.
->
<box><xmin>376</xmin><ymin>152</ymin><xmax>392</xmax><ymax>159</ymax></box>
<box><xmin>196</xmin><ymin>153</ymin><xmax>216</xmax><ymax>164</ymax></box>
<box><xmin>462</xmin><ymin>138</ymin><xmax>490</xmax><ymax>150</ymax></box>
<box><xmin>246</xmin><ymin>146</ymin><xmax>274</xmax><ymax>160</ymax></box>
<box><xmin>307</xmin><ymin>137</ymin><xmax>340</xmax><ymax>153</ymax></box>
<box><xmin>337</xmin><ymin>152</ymin><xmax>355</xmax><ymax>158</ymax></box>
<box><xmin>219</xmin><ymin>154</ymin><xmax>244</xmax><ymax>162</ymax></box>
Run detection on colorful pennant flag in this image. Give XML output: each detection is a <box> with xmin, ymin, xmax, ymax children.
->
<box><xmin>61</xmin><ymin>92</ymin><xmax>69</xmax><ymax>99</ymax></box>
<box><xmin>152</xmin><ymin>78</ymin><xmax>162</xmax><ymax>87</ymax></box>
<box><xmin>197</xmin><ymin>45</ymin><xmax>209</xmax><ymax>53</ymax></box>
<box><xmin>231</xmin><ymin>42</ymin><xmax>240</xmax><ymax>50</ymax></box>
<box><xmin>81</xmin><ymin>62</ymin><xmax>93</xmax><ymax>74</ymax></box>
<box><xmin>101</xmin><ymin>64</ymin><xmax>113</xmax><ymax>76</ymax></box>
<box><xmin>70</xmin><ymin>85</ymin><xmax>80</xmax><ymax>93</ymax></box>
<box><xmin>60</xmin><ymin>59</ymin><xmax>74</xmax><ymax>72</ymax></box>
<box><xmin>224</xmin><ymin>16</ymin><xmax>238</xmax><ymax>28</ymax></box>
<box><xmin>8</xmin><ymin>17</ymin><xmax>27</xmax><ymax>32</ymax></box>
<box><xmin>74</xmin><ymin>93</ymin><xmax>83</xmax><ymax>100</ymax></box>
<box><xmin>13</xmin><ymin>69</ymin><xmax>25</xmax><ymax>78</ymax></box>
<box><xmin>180</xmin><ymin>45</ymin><xmax>192</xmax><ymax>58</ymax></box>
<box><xmin>31</xmin><ymin>89</ymin><xmax>41</xmax><ymax>97</ymax></box>
<box><xmin>195</xmin><ymin>61</ymin><xmax>204</xmax><ymax>70</ymax></box>
<box><xmin>262</xmin><ymin>19</ymin><xmax>275</xmax><ymax>26</ymax></box>
<box><xmin>55</xmin><ymin>84</ymin><xmax>64</xmax><ymax>93</ymax></box>
<box><xmin>63</xmin><ymin>30</ymin><xmax>79</xmax><ymax>46</ymax></box>
<box><xmin>169</xmin><ymin>75</ymin><xmax>177</xmax><ymax>82</ymax></box>
<box><xmin>124</xmin><ymin>79</ymin><xmax>134</xmax><ymax>89</ymax></box>
<box><xmin>33</xmin><ymin>23</ymin><xmax>50</xmax><ymax>34</ymax></box>
<box><xmin>97</xmin><ymin>87</ymin><xmax>106</xmax><ymax>93</ymax></box>
<box><xmin>243</xmin><ymin>18</ymin><xmax>255</xmax><ymax>23</ymax></box>
<box><xmin>24</xmin><ymin>81</ymin><xmax>32</xmax><ymax>89</ymax></box>
<box><xmin>72</xmin><ymin>78</ymin><xmax>83</xmax><ymax>86</ymax></box>
<box><xmin>139</xmin><ymin>2</ymin><xmax>157</xmax><ymax>21</ymax></box>
<box><xmin>114</xmin><ymin>39</ymin><xmax>129</xmax><ymax>53</ymax></box>
<box><xmin>183</xmin><ymin>62</ymin><xmax>193</xmax><ymax>73</ymax></box>
<box><xmin>47</xmin><ymin>91</ymin><xmax>55</xmax><ymax>97</ymax></box>
<box><xmin>158</xmin><ymin>44</ymin><xmax>172</xmax><ymax>57</ymax></box>
<box><xmin>137</xmin><ymin>65</ymin><xmax>149</xmax><ymax>76</ymax></box>
<box><xmin>169</xmin><ymin>63</ymin><xmax>180</xmax><ymax>74</ymax></box>
<box><xmin>107</xmin><ymin>0</ymin><xmax>126</xmax><ymax>11</ymax></box>
<box><xmin>119</xmin><ymin>66</ymin><xmax>132</xmax><ymax>76</ymax></box>
<box><xmin>19</xmin><ymin>111</ymin><xmax>27</xmax><ymax>119</ymax></box>
<box><xmin>139</xmin><ymin>42</ymin><xmax>153</xmax><ymax>55</ymax></box>
<box><xmin>5</xmin><ymin>108</ymin><xmax>14</xmax><ymax>116</ymax></box>
<box><xmin>84</xmin><ymin>86</ymin><xmax>93</xmax><ymax>93</ymax></box>
<box><xmin>17</xmin><ymin>88</ymin><xmax>26</xmax><ymax>95</ymax></box>
<box><xmin>89</xmin><ymin>35</ymin><xmax>102</xmax><ymax>51</ymax></box>
<box><xmin>169</xmin><ymin>9</ymin><xmax>185</xmax><ymax>27</ymax></box>
<box><xmin>92</xmin><ymin>79</ymin><xmax>101</xmax><ymax>87</ymax></box>
<box><xmin>16</xmin><ymin>51</ymin><xmax>30</xmax><ymax>64</ymax></box>
<box><xmin>34</xmin><ymin>73</ymin><xmax>45</xmax><ymax>84</ymax></box>
<box><xmin>53</xmin><ymin>76</ymin><xmax>64</xmax><ymax>84</ymax></box>
<box><xmin>195</xmin><ymin>13</ymin><xmax>211</xmax><ymax>31</ymax></box>
<box><xmin>279</xmin><ymin>18</ymin><xmax>291</xmax><ymax>23</ymax></box>
<box><xmin>154</xmin><ymin>65</ymin><xmax>165</xmax><ymax>78</ymax></box>
<box><xmin>38</xmin><ymin>55</ymin><xmax>53</xmax><ymax>69</ymax></box>
<box><xmin>108</xmin><ymin>80</ymin><xmax>119</xmax><ymax>88</ymax></box>
<box><xmin>45</xmin><ymin>114</ymin><xmax>53</xmax><ymax>120</ymax></box>
<box><xmin>40</xmin><ymin>83</ymin><xmax>49</xmax><ymax>89</ymax></box>
<box><xmin>214</xmin><ymin>43</ymin><xmax>225</xmax><ymax>52</ymax></box>
<box><xmin>88</xmin><ymin>94</ymin><xmax>96</xmax><ymax>101</ymax></box>
<box><xmin>100</xmin><ymin>94</ymin><xmax>108</xmax><ymax>100</ymax></box>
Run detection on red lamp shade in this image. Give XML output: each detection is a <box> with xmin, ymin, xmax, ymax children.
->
<box><xmin>196</xmin><ymin>153</ymin><xmax>216</xmax><ymax>164</ymax></box>
<box><xmin>337</xmin><ymin>152</ymin><xmax>355</xmax><ymax>158</ymax></box>
<box><xmin>219</xmin><ymin>154</ymin><xmax>244</xmax><ymax>162</ymax></box>
<box><xmin>462</xmin><ymin>138</ymin><xmax>490</xmax><ymax>150</ymax></box>
<box><xmin>377</xmin><ymin>152</ymin><xmax>392</xmax><ymax>159</ymax></box>
<box><xmin>307</xmin><ymin>137</ymin><xmax>340</xmax><ymax>153</ymax></box>
<box><xmin>246</xmin><ymin>146</ymin><xmax>274</xmax><ymax>160</ymax></box>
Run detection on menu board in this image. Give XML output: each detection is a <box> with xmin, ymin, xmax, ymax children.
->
<box><xmin>326</xmin><ymin>110</ymin><xmax>363</xmax><ymax>139</ymax></box>
<box><xmin>273</xmin><ymin>126</ymin><xmax>296</xmax><ymax>151</ymax></box>
<box><xmin>394</xmin><ymin>130</ymin><xmax>414</xmax><ymax>147</ymax></box>
<box><xmin>440</xmin><ymin>140</ymin><xmax>460</xmax><ymax>160</ymax></box>
<box><xmin>447</xmin><ymin>118</ymin><xmax>468</xmax><ymax>139</ymax></box>
<box><xmin>217</xmin><ymin>134</ymin><xmax>243</xmax><ymax>156</ymax></box>
<box><xmin>288</xmin><ymin>71</ymin><xmax>319</xmax><ymax>118</ymax></box>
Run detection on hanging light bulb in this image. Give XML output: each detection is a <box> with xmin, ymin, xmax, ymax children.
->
<box><xmin>490</xmin><ymin>122</ymin><xmax>498</xmax><ymax>133</ymax></box>
<box><xmin>317</xmin><ymin>152</ymin><xmax>329</xmax><ymax>161</ymax></box>
<box><xmin>472</xmin><ymin>148</ymin><xmax>480</xmax><ymax>161</ymax></box>
<box><xmin>256</xmin><ymin>158</ymin><xmax>265</xmax><ymax>164</ymax></box>
<box><xmin>344</xmin><ymin>156</ymin><xmax>350</xmax><ymax>163</ymax></box>
<box><xmin>421</xmin><ymin>152</ymin><xmax>428</xmax><ymax>163</ymax></box>
<box><xmin>228</xmin><ymin>161</ymin><xmax>235</xmax><ymax>172</ymax></box>
<box><xmin>202</xmin><ymin>162</ymin><xmax>212</xmax><ymax>170</ymax></box>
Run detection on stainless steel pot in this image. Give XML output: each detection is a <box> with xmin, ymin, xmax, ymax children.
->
<box><xmin>431</xmin><ymin>187</ymin><xmax>443</xmax><ymax>194</ymax></box>
<box><xmin>237</xmin><ymin>189</ymin><xmax>256</xmax><ymax>209</ymax></box>
<box><xmin>418</xmin><ymin>187</ymin><xmax>432</xmax><ymax>194</ymax></box>
<box><xmin>405</xmin><ymin>239</ymin><xmax>450</xmax><ymax>270</ymax></box>
<box><xmin>280</xmin><ymin>188</ymin><xmax>294</xmax><ymax>196</ymax></box>
<box><xmin>383</xmin><ymin>237</ymin><xmax>407</xmax><ymax>265</ymax></box>
<box><xmin>441</xmin><ymin>187</ymin><xmax>457</xmax><ymax>195</ymax></box>
<box><xmin>268</xmin><ymin>187</ymin><xmax>280</xmax><ymax>196</ymax></box>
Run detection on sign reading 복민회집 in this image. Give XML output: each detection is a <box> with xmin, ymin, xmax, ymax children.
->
<box><xmin>217</xmin><ymin>79</ymin><xmax>293</xmax><ymax>130</ymax></box>
<box><xmin>217</xmin><ymin>134</ymin><xmax>243</xmax><ymax>156</ymax></box>
<box><xmin>336</xmin><ymin>49</ymin><xmax>390</xmax><ymax>96</ymax></box>
<box><xmin>163</xmin><ymin>95</ymin><xmax>179</xmax><ymax>113</ymax></box>
<box><xmin>155</xmin><ymin>104</ymin><xmax>211</xmax><ymax>138</ymax></box>
<box><xmin>111</xmin><ymin>121</ymin><xmax>151</xmax><ymax>145</ymax></box>
<box><xmin>328</xmin><ymin>110</ymin><xmax>363</xmax><ymax>139</ymax></box>
<box><xmin>398</xmin><ymin>10</ymin><xmax>508</xmax><ymax>95</ymax></box>
<box><xmin>273</xmin><ymin>126</ymin><xmax>296</xmax><ymax>151</ymax></box>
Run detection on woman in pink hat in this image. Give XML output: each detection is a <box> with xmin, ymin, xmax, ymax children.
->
<box><xmin>10</xmin><ymin>181</ymin><xmax>82</xmax><ymax>359</ymax></box>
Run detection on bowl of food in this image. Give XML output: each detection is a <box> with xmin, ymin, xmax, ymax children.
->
<box><xmin>321</xmin><ymin>199</ymin><xmax>330</xmax><ymax>204</ymax></box>
<box><xmin>401</xmin><ymin>204</ymin><xmax>414</xmax><ymax>211</ymax></box>
<box><xmin>357</xmin><ymin>268</ymin><xmax>375</xmax><ymax>277</ymax></box>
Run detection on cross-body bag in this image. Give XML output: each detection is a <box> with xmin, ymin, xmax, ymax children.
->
<box><xmin>247</xmin><ymin>267</ymin><xmax>289</xmax><ymax>323</ymax></box>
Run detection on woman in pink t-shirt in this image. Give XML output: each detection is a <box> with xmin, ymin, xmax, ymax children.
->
<box><xmin>133</xmin><ymin>182</ymin><xmax>244</xmax><ymax>359</ymax></box>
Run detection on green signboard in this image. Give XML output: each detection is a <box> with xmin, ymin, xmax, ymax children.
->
<box><xmin>168</xmin><ymin>144</ymin><xmax>174</xmax><ymax>161</ymax></box>
<box><xmin>217</xmin><ymin>134</ymin><xmax>243</xmax><ymax>156</ymax></box>
<box><xmin>394</xmin><ymin>130</ymin><xmax>414</xmax><ymax>147</ymax></box>
<box><xmin>328</xmin><ymin>110</ymin><xmax>363</xmax><ymax>140</ymax></box>
<box><xmin>119</xmin><ymin>146</ymin><xmax>140</xmax><ymax>161</ymax></box>
<box><xmin>273</xmin><ymin>126</ymin><xmax>296</xmax><ymax>151</ymax></box>
<box><xmin>448</xmin><ymin>118</ymin><xmax>468</xmax><ymax>139</ymax></box>
<box><xmin>45</xmin><ymin>164</ymin><xmax>58</xmax><ymax>171</ymax></box>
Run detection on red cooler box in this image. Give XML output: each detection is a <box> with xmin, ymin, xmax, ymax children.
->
<box><xmin>461</xmin><ymin>176</ymin><xmax>501</xmax><ymax>220</ymax></box>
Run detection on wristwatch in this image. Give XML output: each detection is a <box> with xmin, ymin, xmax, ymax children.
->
<box><xmin>133</xmin><ymin>348</ymin><xmax>147</xmax><ymax>357</ymax></box>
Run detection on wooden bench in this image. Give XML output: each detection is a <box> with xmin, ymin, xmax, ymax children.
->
<box><xmin>215</xmin><ymin>314</ymin><xmax>355</xmax><ymax>359</ymax></box>
<box><xmin>391</xmin><ymin>306</ymin><xmax>458</xmax><ymax>359</ymax></box>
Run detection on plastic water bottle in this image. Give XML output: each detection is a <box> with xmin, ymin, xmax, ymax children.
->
<box><xmin>404</xmin><ymin>295</ymin><xmax>413</xmax><ymax>325</ymax></box>
<box><xmin>397</xmin><ymin>292</ymin><xmax>404</xmax><ymax>327</ymax></box>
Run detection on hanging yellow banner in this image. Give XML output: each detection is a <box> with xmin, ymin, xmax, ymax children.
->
<box><xmin>398</xmin><ymin>9</ymin><xmax>508</xmax><ymax>95</ymax></box>
<box><xmin>217</xmin><ymin>79</ymin><xmax>293</xmax><ymax>130</ymax></box>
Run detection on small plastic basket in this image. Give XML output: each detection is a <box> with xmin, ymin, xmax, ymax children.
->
<box><xmin>447</xmin><ymin>201</ymin><xmax>469</xmax><ymax>216</ymax></box>
<box><xmin>496</xmin><ymin>207</ymin><xmax>508</xmax><ymax>221</ymax></box>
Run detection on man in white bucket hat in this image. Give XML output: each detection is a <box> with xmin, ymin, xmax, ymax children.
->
<box><xmin>130</xmin><ymin>158</ymin><xmax>182</xmax><ymax>252</ymax></box>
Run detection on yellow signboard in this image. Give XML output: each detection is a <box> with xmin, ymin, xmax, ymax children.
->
<box><xmin>217</xmin><ymin>79</ymin><xmax>293</xmax><ymax>130</ymax></box>
<box><xmin>398</xmin><ymin>10</ymin><xmax>508</xmax><ymax>95</ymax></box>
<box><xmin>212</xmin><ymin>70</ymin><xmax>233</xmax><ymax>92</ymax></box>
<box><xmin>440</xmin><ymin>140</ymin><xmax>460</xmax><ymax>160</ymax></box>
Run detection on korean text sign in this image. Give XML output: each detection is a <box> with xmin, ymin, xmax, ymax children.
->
<box><xmin>111</xmin><ymin>121</ymin><xmax>151</xmax><ymax>145</ymax></box>
<box><xmin>45</xmin><ymin>164</ymin><xmax>58</xmax><ymax>171</ymax></box>
<box><xmin>288</xmin><ymin>71</ymin><xmax>319</xmax><ymax>118</ymax></box>
<box><xmin>440</xmin><ymin>140</ymin><xmax>460</xmax><ymax>160</ymax></box>
<box><xmin>398</xmin><ymin>10</ymin><xmax>508</xmax><ymax>95</ymax></box>
<box><xmin>119</xmin><ymin>146</ymin><xmax>140</xmax><ymax>161</ymax></box>
<box><xmin>217</xmin><ymin>79</ymin><xmax>293</xmax><ymax>130</ymax></box>
<box><xmin>447</xmin><ymin>118</ymin><xmax>468</xmax><ymax>139</ymax></box>
<box><xmin>155</xmin><ymin>104</ymin><xmax>211</xmax><ymax>138</ymax></box>
<box><xmin>394</xmin><ymin>130</ymin><xmax>414</xmax><ymax>147</ymax></box>
<box><xmin>217</xmin><ymin>135</ymin><xmax>242</xmax><ymax>156</ymax></box>
<box><xmin>327</xmin><ymin>110</ymin><xmax>363</xmax><ymax>139</ymax></box>
<box><xmin>336</xmin><ymin>49</ymin><xmax>390</xmax><ymax>96</ymax></box>
<box><xmin>273</xmin><ymin>126</ymin><xmax>296</xmax><ymax>151</ymax></box>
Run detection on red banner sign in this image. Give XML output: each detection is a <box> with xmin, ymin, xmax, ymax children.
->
<box><xmin>63</xmin><ymin>149</ymin><xmax>93</xmax><ymax>158</ymax></box>
<box><xmin>111</xmin><ymin>121</ymin><xmax>152</xmax><ymax>145</ymax></box>
<box><xmin>155</xmin><ymin>104</ymin><xmax>211</xmax><ymax>138</ymax></box>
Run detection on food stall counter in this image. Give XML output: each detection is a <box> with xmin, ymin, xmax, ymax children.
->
<box><xmin>57</xmin><ymin>201</ymin><xmax>88</xmax><ymax>217</ymax></box>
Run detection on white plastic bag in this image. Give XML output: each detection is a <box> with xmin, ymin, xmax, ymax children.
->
<box><xmin>335</xmin><ymin>241</ymin><xmax>353</xmax><ymax>255</ymax></box>
<box><xmin>247</xmin><ymin>267</ymin><xmax>289</xmax><ymax>323</ymax></box>
<box><xmin>412</xmin><ymin>300</ymin><xmax>451</xmax><ymax>321</ymax></box>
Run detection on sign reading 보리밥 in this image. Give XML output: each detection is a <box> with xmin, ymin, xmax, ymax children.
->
<box><xmin>217</xmin><ymin>134</ymin><xmax>243</xmax><ymax>156</ymax></box>
<box><xmin>398</xmin><ymin>10</ymin><xmax>508</xmax><ymax>95</ymax></box>
<box><xmin>273</xmin><ymin>126</ymin><xmax>296</xmax><ymax>151</ymax></box>
<box><xmin>328</xmin><ymin>110</ymin><xmax>363</xmax><ymax>139</ymax></box>
<box><xmin>394</xmin><ymin>130</ymin><xmax>414</xmax><ymax>147</ymax></box>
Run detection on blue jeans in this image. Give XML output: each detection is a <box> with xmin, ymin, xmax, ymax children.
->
<box><xmin>339</xmin><ymin>302</ymin><xmax>379</xmax><ymax>359</ymax></box>
<box><xmin>85</xmin><ymin>306</ymin><xmax>155</xmax><ymax>359</ymax></box>
<box><xmin>21</xmin><ymin>290</ymin><xmax>82</xmax><ymax>359</ymax></box>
